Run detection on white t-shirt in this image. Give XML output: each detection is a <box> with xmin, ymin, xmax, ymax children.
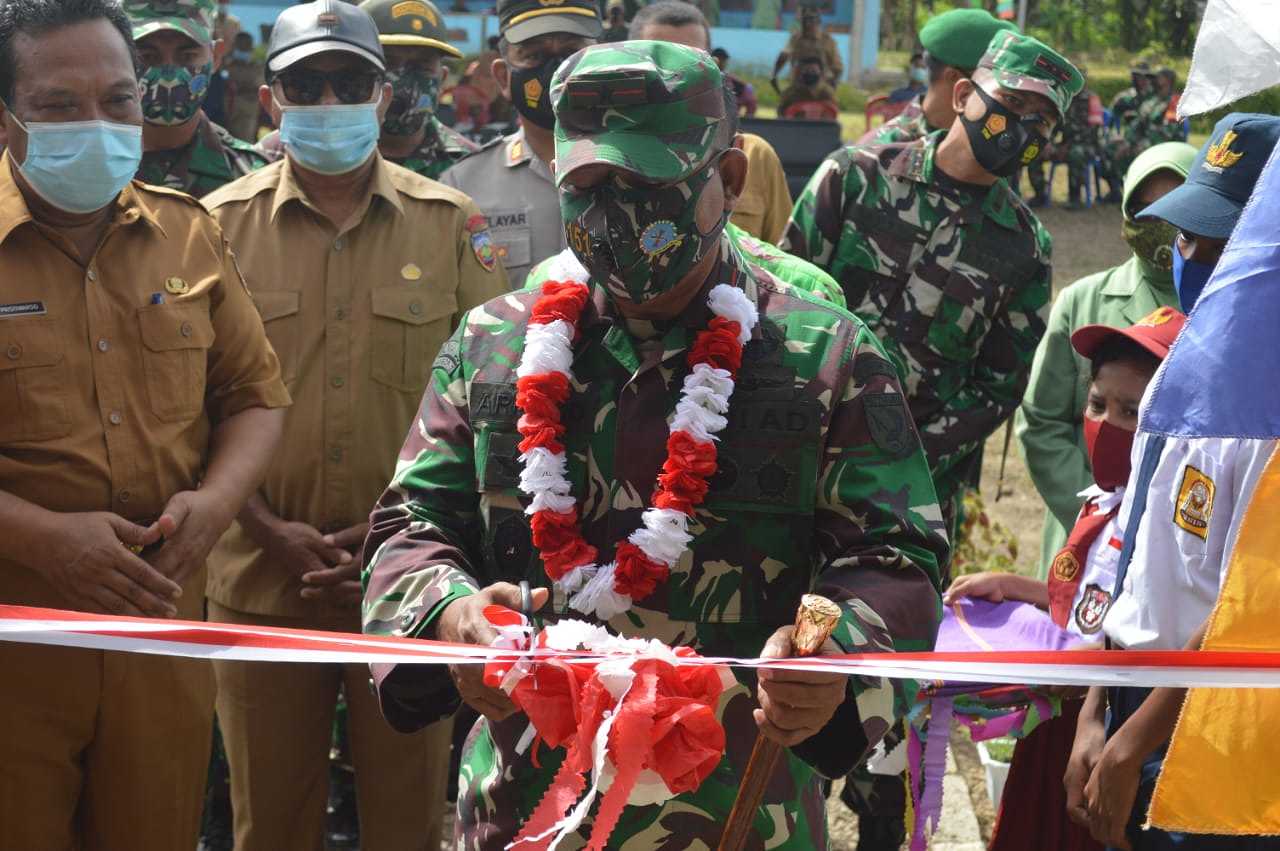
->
<box><xmin>1063</xmin><ymin>484</ymin><xmax>1123</xmax><ymax>640</ymax></box>
<box><xmin>1103</xmin><ymin>432</ymin><xmax>1277</xmax><ymax>650</ymax></box>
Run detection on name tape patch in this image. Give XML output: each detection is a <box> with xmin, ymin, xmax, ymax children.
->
<box><xmin>0</xmin><ymin>302</ymin><xmax>46</xmax><ymax>319</ymax></box>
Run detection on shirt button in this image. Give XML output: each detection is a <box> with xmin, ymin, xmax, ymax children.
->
<box><xmin>331</xmin><ymin>376</ymin><xmax>345</xmax><ymax>388</ymax></box>
<box><xmin>333</xmin><ymin>238</ymin><xmax>345</xmax><ymax>252</ymax></box>
<box><xmin>334</xmin><ymin>307</ymin><xmax>347</xmax><ymax>320</ymax></box>
<box><xmin>109</xmin><ymin>411</ymin><xmax>122</xmax><ymax>425</ymax></box>
<box><xmin>97</xmin><ymin>339</ymin><xmax>110</xmax><ymax>353</ymax></box>
<box><xmin>5</xmin><ymin>344</ymin><xmax>20</xmax><ymax>360</ymax></box>
<box><xmin>118</xmin><ymin>489</ymin><xmax>131</xmax><ymax>503</ymax></box>
<box><xmin>409</xmin><ymin>301</ymin><xmax>423</xmax><ymax>316</ymax></box>
<box><xmin>180</xmin><ymin>321</ymin><xmax>193</xmax><ymax>337</ymax></box>
<box><xmin>86</xmin><ymin>269</ymin><xmax>97</xmax><ymax>282</ymax></box>
<box><xmin>329</xmin><ymin>447</ymin><xmax>343</xmax><ymax>462</ymax></box>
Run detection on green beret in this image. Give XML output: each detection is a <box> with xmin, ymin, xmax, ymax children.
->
<box><xmin>975</xmin><ymin>30</ymin><xmax>1085</xmax><ymax>119</ymax></box>
<box><xmin>919</xmin><ymin>9</ymin><xmax>1017</xmax><ymax>71</ymax></box>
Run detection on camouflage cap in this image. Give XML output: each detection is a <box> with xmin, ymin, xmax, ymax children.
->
<box><xmin>918</xmin><ymin>8</ymin><xmax>1017</xmax><ymax>71</ymax></box>
<box><xmin>551</xmin><ymin>40</ymin><xmax>731</xmax><ymax>188</ymax></box>
<box><xmin>126</xmin><ymin>0</ymin><xmax>215</xmax><ymax>45</ymax></box>
<box><xmin>973</xmin><ymin>31</ymin><xmax>1084</xmax><ymax>120</ymax></box>
<box><xmin>360</xmin><ymin>0</ymin><xmax>461</xmax><ymax>58</ymax></box>
<box><xmin>497</xmin><ymin>0</ymin><xmax>602</xmax><ymax>45</ymax></box>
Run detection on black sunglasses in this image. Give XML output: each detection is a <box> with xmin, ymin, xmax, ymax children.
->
<box><xmin>273</xmin><ymin>68</ymin><xmax>382</xmax><ymax>105</ymax></box>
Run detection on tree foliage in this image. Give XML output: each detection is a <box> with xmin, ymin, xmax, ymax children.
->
<box><xmin>878</xmin><ymin>0</ymin><xmax>1201</xmax><ymax>58</ymax></box>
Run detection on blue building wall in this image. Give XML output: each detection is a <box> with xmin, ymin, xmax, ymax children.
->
<box><xmin>228</xmin><ymin>0</ymin><xmax>879</xmax><ymax>75</ymax></box>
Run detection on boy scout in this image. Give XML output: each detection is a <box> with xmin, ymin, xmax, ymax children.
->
<box><xmin>360</xmin><ymin>0</ymin><xmax>478</xmax><ymax>179</ymax></box>
<box><xmin>784</xmin><ymin>31</ymin><xmax>1082</xmax><ymax>540</ymax></box>
<box><xmin>0</xmin><ymin>1</ymin><xmax>289</xmax><ymax>848</ymax></box>
<box><xmin>861</xmin><ymin>7</ymin><xmax>1016</xmax><ymax>146</ymax></box>
<box><xmin>128</xmin><ymin>0</ymin><xmax>265</xmax><ymax>197</ymax></box>
<box><xmin>440</xmin><ymin>0</ymin><xmax>602</xmax><ymax>288</ymax></box>
<box><xmin>201</xmin><ymin>2</ymin><xmax>506</xmax><ymax>849</ymax></box>
<box><xmin>362</xmin><ymin>41</ymin><xmax>947</xmax><ymax>850</ymax></box>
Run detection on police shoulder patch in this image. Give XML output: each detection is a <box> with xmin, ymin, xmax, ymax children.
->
<box><xmin>1174</xmin><ymin>464</ymin><xmax>1215</xmax><ymax>540</ymax></box>
<box><xmin>863</xmin><ymin>392</ymin><xmax>916</xmax><ymax>460</ymax></box>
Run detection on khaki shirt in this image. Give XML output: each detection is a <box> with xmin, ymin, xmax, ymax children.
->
<box><xmin>0</xmin><ymin>155</ymin><xmax>290</xmax><ymax>618</ymax></box>
<box><xmin>204</xmin><ymin>155</ymin><xmax>508</xmax><ymax>618</ymax></box>
<box><xmin>731</xmin><ymin>133</ymin><xmax>793</xmax><ymax>245</ymax></box>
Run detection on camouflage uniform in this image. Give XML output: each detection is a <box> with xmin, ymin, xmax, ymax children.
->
<box><xmin>388</xmin><ymin>115</ymin><xmax>479</xmax><ymax>180</ymax></box>
<box><xmin>136</xmin><ymin>111</ymin><xmax>266</xmax><ymax>198</ymax></box>
<box><xmin>864</xmin><ymin>97</ymin><xmax>931</xmax><ymax>145</ymax></box>
<box><xmin>784</xmin><ymin>82</ymin><xmax>1059</xmax><ymax>536</ymax></box>
<box><xmin>1027</xmin><ymin>86</ymin><xmax>1101</xmax><ymax>207</ymax></box>
<box><xmin>362</xmin><ymin>41</ymin><xmax>947</xmax><ymax>851</ymax></box>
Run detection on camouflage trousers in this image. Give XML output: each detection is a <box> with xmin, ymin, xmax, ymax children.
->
<box><xmin>1026</xmin><ymin>144</ymin><xmax>1096</xmax><ymax>203</ymax></box>
<box><xmin>840</xmin><ymin>721</ymin><xmax>907</xmax><ymax>851</ymax></box>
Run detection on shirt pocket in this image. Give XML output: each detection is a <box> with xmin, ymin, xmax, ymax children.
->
<box><xmin>252</xmin><ymin>290</ymin><xmax>301</xmax><ymax>386</ymax></box>
<box><xmin>136</xmin><ymin>299</ymin><xmax>215</xmax><ymax>424</ymax></box>
<box><xmin>841</xmin><ymin>204</ymin><xmax>926</xmax><ymax>319</ymax></box>
<box><xmin>0</xmin><ymin>317</ymin><xmax>71</xmax><ymax>442</ymax></box>
<box><xmin>370</xmin><ymin>287</ymin><xmax>457</xmax><ymax>393</ymax></box>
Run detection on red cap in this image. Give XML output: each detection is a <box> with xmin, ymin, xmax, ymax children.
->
<box><xmin>1070</xmin><ymin>306</ymin><xmax>1187</xmax><ymax>361</ymax></box>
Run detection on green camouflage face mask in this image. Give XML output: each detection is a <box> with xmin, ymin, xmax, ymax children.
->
<box><xmin>382</xmin><ymin>67</ymin><xmax>440</xmax><ymax>137</ymax></box>
<box><xmin>140</xmin><ymin>61</ymin><xmax>213</xmax><ymax>126</ymax></box>
<box><xmin>561</xmin><ymin>158</ymin><xmax>727</xmax><ymax>304</ymax></box>
<box><xmin>1122</xmin><ymin>218</ymin><xmax>1178</xmax><ymax>272</ymax></box>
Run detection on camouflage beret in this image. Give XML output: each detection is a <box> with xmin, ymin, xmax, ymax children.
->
<box><xmin>919</xmin><ymin>8</ymin><xmax>1017</xmax><ymax>71</ymax></box>
<box><xmin>126</xmin><ymin>0</ymin><xmax>215</xmax><ymax>44</ymax></box>
<box><xmin>973</xmin><ymin>30</ymin><xmax>1085</xmax><ymax>119</ymax></box>
<box><xmin>551</xmin><ymin>40</ymin><xmax>732</xmax><ymax>187</ymax></box>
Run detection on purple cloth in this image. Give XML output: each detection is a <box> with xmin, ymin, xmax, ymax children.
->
<box><xmin>935</xmin><ymin>598</ymin><xmax>1077</xmax><ymax>653</ymax></box>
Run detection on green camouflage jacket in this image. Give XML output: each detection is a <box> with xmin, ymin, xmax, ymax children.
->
<box><xmin>136</xmin><ymin>111</ymin><xmax>265</xmax><ymax>198</ymax></box>
<box><xmin>389</xmin><ymin>116</ymin><xmax>480</xmax><ymax>181</ymax></box>
<box><xmin>865</xmin><ymin>97</ymin><xmax>931</xmax><ymax>145</ymax></box>
<box><xmin>782</xmin><ymin>131</ymin><xmax>1052</xmax><ymax>516</ymax></box>
<box><xmin>361</xmin><ymin>234</ymin><xmax>947</xmax><ymax>849</ymax></box>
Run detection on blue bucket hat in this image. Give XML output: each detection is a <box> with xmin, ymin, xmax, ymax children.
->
<box><xmin>1137</xmin><ymin>113</ymin><xmax>1280</xmax><ymax>240</ymax></box>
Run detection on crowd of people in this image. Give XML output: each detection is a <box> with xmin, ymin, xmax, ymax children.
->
<box><xmin>0</xmin><ymin>0</ymin><xmax>1271</xmax><ymax>850</ymax></box>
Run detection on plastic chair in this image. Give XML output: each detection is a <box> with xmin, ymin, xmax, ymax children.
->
<box><xmin>783</xmin><ymin>100</ymin><xmax>840</xmax><ymax>122</ymax></box>
<box><xmin>863</xmin><ymin>94</ymin><xmax>908</xmax><ymax>133</ymax></box>
<box><xmin>1049</xmin><ymin>158</ymin><xmax>1096</xmax><ymax>208</ymax></box>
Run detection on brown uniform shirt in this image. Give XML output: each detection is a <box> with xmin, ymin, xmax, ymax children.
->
<box><xmin>731</xmin><ymin>133</ymin><xmax>794</xmax><ymax>245</ymax></box>
<box><xmin>0</xmin><ymin>155</ymin><xmax>290</xmax><ymax>619</ymax></box>
<box><xmin>204</xmin><ymin>155</ymin><xmax>508</xmax><ymax>618</ymax></box>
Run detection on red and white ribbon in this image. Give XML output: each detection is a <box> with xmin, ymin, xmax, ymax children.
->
<box><xmin>6</xmin><ymin>605</ymin><xmax>1280</xmax><ymax>688</ymax></box>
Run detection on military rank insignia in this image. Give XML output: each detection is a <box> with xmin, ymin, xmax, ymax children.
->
<box><xmin>1174</xmin><ymin>465</ymin><xmax>1215</xmax><ymax>539</ymax></box>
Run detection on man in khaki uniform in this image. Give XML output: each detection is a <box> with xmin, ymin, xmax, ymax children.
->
<box><xmin>202</xmin><ymin>3</ymin><xmax>508</xmax><ymax>849</ymax></box>
<box><xmin>0</xmin><ymin>2</ymin><xmax>289</xmax><ymax>848</ymax></box>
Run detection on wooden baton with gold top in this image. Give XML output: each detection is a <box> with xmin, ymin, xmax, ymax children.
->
<box><xmin>717</xmin><ymin>594</ymin><xmax>842</xmax><ymax>851</ymax></box>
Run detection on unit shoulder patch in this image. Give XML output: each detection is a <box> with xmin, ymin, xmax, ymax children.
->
<box><xmin>1173</xmin><ymin>464</ymin><xmax>1215</xmax><ymax>540</ymax></box>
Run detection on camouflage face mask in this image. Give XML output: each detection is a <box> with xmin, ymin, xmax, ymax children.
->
<box><xmin>562</xmin><ymin>158</ymin><xmax>727</xmax><ymax>304</ymax></box>
<box><xmin>140</xmin><ymin>61</ymin><xmax>213</xmax><ymax>127</ymax></box>
<box><xmin>1122</xmin><ymin>218</ymin><xmax>1178</xmax><ymax>272</ymax></box>
<box><xmin>382</xmin><ymin>67</ymin><xmax>440</xmax><ymax>137</ymax></box>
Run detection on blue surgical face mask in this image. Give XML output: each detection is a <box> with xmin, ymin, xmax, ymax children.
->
<box><xmin>233</xmin><ymin>49</ymin><xmax>253</xmax><ymax>63</ymax></box>
<box><xmin>277</xmin><ymin>96</ymin><xmax>381</xmax><ymax>175</ymax></box>
<box><xmin>9</xmin><ymin>112</ymin><xmax>142</xmax><ymax>214</ymax></box>
<box><xmin>1171</xmin><ymin>239</ymin><xmax>1215</xmax><ymax>312</ymax></box>
<box><xmin>909</xmin><ymin>66</ymin><xmax>928</xmax><ymax>84</ymax></box>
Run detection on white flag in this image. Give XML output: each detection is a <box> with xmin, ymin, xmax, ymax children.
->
<box><xmin>1180</xmin><ymin>0</ymin><xmax>1280</xmax><ymax>117</ymax></box>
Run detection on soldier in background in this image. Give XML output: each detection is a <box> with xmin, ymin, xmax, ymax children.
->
<box><xmin>861</xmin><ymin>7</ymin><xmax>1016</xmax><ymax>145</ymax></box>
<box><xmin>772</xmin><ymin>2</ymin><xmax>841</xmax><ymax>106</ymax></box>
<box><xmin>440</xmin><ymin>0</ymin><xmax>602</xmax><ymax>288</ymax></box>
<box><xmin>128</xmin><ymin>0</ymin><xmax>265</xmax><ymax>197</ymax></box>
<box><xmin>223</xmin><ymin>30</ymin><xmax>265</xmax><ymax>141</ymax></box>
<box><xmin>1099</xmin><ymin>61</ymin><xmax>1159</xmax><ymax>202</ymax></box>
<box><xmin>361</xmin><ymin>0</ymin><xmax>478</xmax><ymax>180</ymax></box>
<box><xmin>361</xmin><ymin>40</ymin><xmax>947</xmax><ymax>849</ymax></box>
<box><xmin>602</xmin><ymin>0</ymin><xmax>627</xmax><ymax>42</ymax></box>
<box><xmin>1027</xmin><ymin>67</ymin><xmax>1103</xmax><ymax>210</ymax></box>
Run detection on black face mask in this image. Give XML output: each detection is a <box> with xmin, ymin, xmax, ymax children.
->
<box><xmin>509</xmin><ymin>55</ymin><xmax>562</xmax><ymax>130</ymax></box>
<box><xmin>960</xmin><ymin>85</ymin><xmax>1048</xmax><ymax>178</ymax></box>
<box><xmin>800</xmin><ymin>70</ymin><xmax>821</xmax><ymax>86</ymax></box>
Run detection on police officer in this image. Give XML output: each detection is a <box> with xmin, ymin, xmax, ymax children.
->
<box><xmin>362</xmin><ymin>40</ymin><xmax>947</xmax><ymax>849</ymax></box>
<box><xmin>440</xmin><ymin>0</ymin><xmax>602</xmax><ymax>288</ymax></box>
<box><xmin>0</xmin><ymin>2</ymin><xmax>289</xmax><ymax>848</ymax></box>
<box><xmin>360</xmin><ymin>0</ymin><xmax>478</xmax><ymax>180</ymax></box>
<box><xmin>860</xmin><ymin>7</ymin><xmax>1016</xmax><ymax>145</ymax></box>
<box><xmin>126</xmin><ymin>0</ymin><xmax>266</xmax><ymax>198</ymax></box>
<box><xmin>200</xmin><ymin>3</ymin><xmax>507</xmax><ymax>849</ymax></box>
<box><xmin>1068</xmin><ymin>114</ymin><xmax>1280</xmax><ymax>851</ymax></box>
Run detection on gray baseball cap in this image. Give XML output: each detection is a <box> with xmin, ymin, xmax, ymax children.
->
<box><xmin>267</xmin><ymin>0</ymin><xmax>386</xmax><ymax>75</ymax></box>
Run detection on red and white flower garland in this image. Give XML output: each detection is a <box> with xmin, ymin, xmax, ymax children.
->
<box><xmin>515</xmin><ymin>276</ymin><xmax>758</xmax><ymax>620</ymax></box>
